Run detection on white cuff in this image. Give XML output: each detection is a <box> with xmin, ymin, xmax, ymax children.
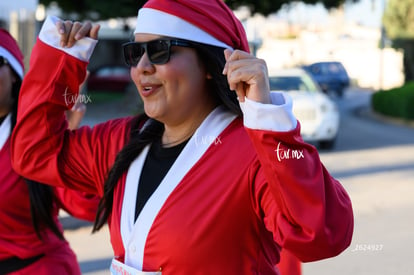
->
<box><xmin>239</xmin><ymin>92</ymin><xmax>297</xmax><ymax>132</ymax></box>
<box><xmin>39</xmin><ymin>15</ymin><xmax>98</xmax><ymax>62</ymax></box>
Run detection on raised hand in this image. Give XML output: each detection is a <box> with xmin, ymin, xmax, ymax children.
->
<box><xmin>56</xmin><ymin>20</ymin><xmax>100</xmax><ymax>48</ymax></box>
<box><xmin>222</xmin><ymin>49</ymin><xmax>271</xmax><ymax>104</ymax></box>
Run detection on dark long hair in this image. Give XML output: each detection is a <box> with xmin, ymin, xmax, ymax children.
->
<box><xmin>92</xmin><ymin>42</ymin><xmax>242</xmax><ymax>231</ymax></box>
<box><xmin>10</xmin><ymin>71</ymin><xmax>64</xmax><ymax>240</ymax></box>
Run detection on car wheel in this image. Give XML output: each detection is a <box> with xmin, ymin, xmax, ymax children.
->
<box><xmin>319</xmin><ymin>138</ymin><xmax>336</xmax><ymax>150</ymax></box>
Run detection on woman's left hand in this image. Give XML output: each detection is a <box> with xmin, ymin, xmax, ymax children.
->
<box><xmin>223</xmin><ymin>49</ymin><xmax>271</xmax><ymax>104</ymax></box>
<box><xmin>56</xmin><ymin>20</ymin><xmax>100</xmax><ymax>48</ymax></box>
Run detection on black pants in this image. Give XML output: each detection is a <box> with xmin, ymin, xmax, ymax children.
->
<box><xmin>0</xmin><ymin>254</ymin><xmax>44</xmax><ymax>275</ymax></box>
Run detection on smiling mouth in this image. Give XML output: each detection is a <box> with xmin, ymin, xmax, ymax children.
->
<box><xmin>140</xmin><ymin>85</ymin><xmax>160</xmax><ymax>97</ymax></box>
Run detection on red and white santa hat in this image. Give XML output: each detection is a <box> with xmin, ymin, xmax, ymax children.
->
<box><xmin>134</xmin><ymin>0</ymin><xmax>250</xmax><ymax>52</ymax></box>
<box><xmin>0</xmin><ymin>28</ymin><xmax>24</xmax><ymax>79</ymax></box>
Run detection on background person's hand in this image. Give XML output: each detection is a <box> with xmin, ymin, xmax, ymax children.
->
<box><xmin>56</xmin><ymin>20</ymin><xmax>100</xmax><ymax>48</ymax></box>
<box><xmin>67</xmin><ymin>102</ymin><xmax>87</xmax><ymax>130</ymax></box>
<box><xmin>222</xmin><ymin>49</ymin><xmax>271</xmax><ymax>104</ymax></box>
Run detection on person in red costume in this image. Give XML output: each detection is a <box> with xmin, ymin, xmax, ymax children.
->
<box><xmin>0</xmin><ymin>28</ymin><xmax>98</xmax><ymax>274</ymax></box>
<box><xmin>277</xmin><ymin>249</ymin><xmax>302</xmax><ymax>275</ymax></box>
<box><xmin>11</xmin><ymin>0</ymin><xmax>354</xmax><ymax>274</ymax></box>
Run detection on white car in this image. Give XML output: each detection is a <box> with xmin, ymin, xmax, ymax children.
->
<box><xmin>269</xmin><ymin>68</ymin><xmax>340</xmax><ymax>149</ymax></box>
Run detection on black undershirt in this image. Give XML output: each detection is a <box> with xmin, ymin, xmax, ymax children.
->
<box><xmin>135</xmin><ymin>137</ymin><xmax>189</xmax><ymax>221</ymax></box>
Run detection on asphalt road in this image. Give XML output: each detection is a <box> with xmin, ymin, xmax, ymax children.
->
<box><xmin>302</xmin><ymin>89</ymin><xmax>414</xmax><ymax>274</ymax></box>
<box><xmin>63</xmin><ymin>88</ymin><xmax>414</xmax><ymax>274</ymax></box>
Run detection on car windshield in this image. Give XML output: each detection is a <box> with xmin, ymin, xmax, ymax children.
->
<box><xmin>95</xmin><ymin>66</ymin><xmax>129</xmax><ymax>77</ymax></box>
<box><xmin>269</xmin><ymin>74</ymin><xmax>319</xmax><ymax>92</ymax></box>
<box><xmin>310</xmin><ymin>62</ymin><xmax>346</xmax><ymax>75</ymax></box>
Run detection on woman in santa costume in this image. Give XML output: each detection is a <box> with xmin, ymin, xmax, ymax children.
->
<box><xmin>11</xmin><ymin>0</ymin><xmax>354</xmax><ymax>274</ymax></box>
<box><xmin>0</xmin><ymin>28</ymin><xmax>98</xmax><ymax>274</ymax></box>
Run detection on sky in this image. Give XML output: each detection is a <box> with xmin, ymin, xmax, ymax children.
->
<box><xmin>275</xmin><ymin>0</ymin><xmax>386</xmax><ymax>28</ymax></box>
<box><xmin>344</xmin><ymin>0</ymin><xmax>385</xmax><ymax>27</ymax></box>
<box><xmin>0</xmin><ymin>0</ymin><xmax>37</xmax><ymax>21</ymax></box>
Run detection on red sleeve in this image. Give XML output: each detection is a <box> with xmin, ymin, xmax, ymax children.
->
<box><xmin>276</xmin><ymin>249</ymin><xmax>302</xmax><ymax>275</ymax></box>
<box><xmin>11</xmin><ymin>39</ymin><xmax>132</xmax><ymax>196</ymax></box>
<box><xmin>247</xmin><ymin>124</ymin><xmax>354</xmax><ymax>262</ymax></box>
<box><xmin>54</xmin><ymin>187</ymin><xmax>100</xmax><ymax>222</ymax></box>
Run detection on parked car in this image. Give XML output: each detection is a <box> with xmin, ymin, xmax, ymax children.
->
<box><xmin>269</xmin><ymin>68</ymin><xmax>340</xmax><ymax>149</ymax></box>
<box><xmin>302</xmin><ymin>61</ymin><xmax>350</xmax><ymax>97</ymax></box>
<box><xmin>87</xmin><ymin>64</ymin><xmax>132</xmax><ymax>92</ymax></box>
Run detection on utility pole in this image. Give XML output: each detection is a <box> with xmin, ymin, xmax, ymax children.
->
<box><xmin>379</xmin><ymin>0</ymin><xmax>386</xmax><ymax>91</ymax></box>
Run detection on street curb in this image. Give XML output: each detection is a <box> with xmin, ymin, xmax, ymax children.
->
<box><xmin>355</xmin><ymin>106</ymin><xmax>414</xmax><ymax>129</ymax></box>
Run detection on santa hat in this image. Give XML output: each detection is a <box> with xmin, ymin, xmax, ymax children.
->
<box><xmin>0</xmin><ymin>28</ymin><xmax>24</xmax><ymax>79</ymax></box>
<box><xmin>134</xmin><ymin>0</ymin><xmax>250</xmax><ymax>52</ymax></box>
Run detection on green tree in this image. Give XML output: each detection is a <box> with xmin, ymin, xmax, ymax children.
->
<box><xmin>39</xmin><ymin>0</ymin><xmax>358</xmax><ymax>20</ymax></box>
<box><xmin>383</xmin><ymin>0</ymin><xmax>414</xmax><ymax>82</ymax></box>
<box><xmin>39</xmin><ymin>0</ymin><xmax>144</xmax><ymax>20</ymax></box>
<box><xmin>383</xmin><ymin>0</ymin><xmax>414</xmax><ymax>39</ymax></box>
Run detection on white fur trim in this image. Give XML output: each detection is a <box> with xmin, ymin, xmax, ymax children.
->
<box><xmin>121</xmin><ymin>106</ymin><xmax>236</xmax><ymax>270</ymax></box>
<box><xmin>0</xmin><ymin>47</ymin><xmax>23</xmax><ymax>79</ymax></box>
<box><xmin>39</xmin><ymin>16</ymin><xmax>98</xmax><ymax>62</ymax></box>
<box><xmin>134</xmin><ymin>8</ymin><xmax>232</xmax><ymax>50</ymax></box>
<box><xmin>0</xmin><ymin>114</ymin><xmax>11</xmax><ymax>151</ymax></box>
<box><xmin>240</xmin><ymin>91</ymin><xmax>298</xmax><ymax>132</ymax></box>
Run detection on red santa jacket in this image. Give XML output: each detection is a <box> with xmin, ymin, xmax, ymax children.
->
<box><xmin>11</xmin><ymin>16</ymin><xmax>353</xmax><ymax>274</ymax></box>
<box><xmin>0</xmin><ymin>116</ymin><xmax>98</xmax><ymax>264</ymax></box>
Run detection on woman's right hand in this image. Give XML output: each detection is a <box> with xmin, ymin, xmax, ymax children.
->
<box><xmin>56</xmin><ymin>20</ymin><xmax>100</xmax><ymax>48</ymax></box>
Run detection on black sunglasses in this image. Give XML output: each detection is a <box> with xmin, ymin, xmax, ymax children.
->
<box><xmin>0</xmin><ymin>56</ymin><xmax>9</xmax><ymax>67</ymax></box>
<box><xmin>122</xmin><ymin>39</ymin><xmax>192</xmax><ymax>67</ymax></box>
